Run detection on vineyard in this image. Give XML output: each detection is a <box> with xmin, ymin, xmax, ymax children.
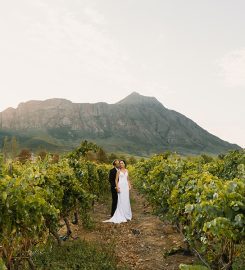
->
<box><xmin>0</xmin><ymin>141</ymin><xmax>111</xmax><ymax>269</ymax></box>
<box><xmin>0</xmin><ymin>143</ymin><xmax>244</xmax><ymax>269</ymax></box>
<box><xmin>132</xmin><ymin>150</ymin><xmax>245</xmax><ymax>269</ymax></box>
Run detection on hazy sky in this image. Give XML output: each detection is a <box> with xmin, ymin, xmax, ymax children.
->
<box><xmin>0</xmin><ymin>0</ymin><xmax>244</xmax><ymax>147</ymax></box>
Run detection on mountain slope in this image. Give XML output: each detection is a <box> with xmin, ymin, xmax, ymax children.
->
<box><xmin>0</xmin><ymin>92</ymin><xmax>241</xmax><ymax>155</ymax></box>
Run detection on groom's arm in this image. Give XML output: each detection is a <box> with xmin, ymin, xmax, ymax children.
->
<box><xmin>115</xmin><ymin>171</ymin><xmax>120</xmax><ymax>192</ymax></box>
<box><xmin>109</xmin><ymin>169</ymin><xmax>116</xmax><ymax>185</ymax></box>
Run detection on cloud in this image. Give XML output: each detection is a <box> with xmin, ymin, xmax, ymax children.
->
<box><xmin>23</xmin><ymin>0</ymin><xmax>136</xmax><ymax>86</ymax></box>
<box><xmin>0</xmin><ymin>0</ymin><xmax>139</xmax><ymax>102</ymax></box>
<box><xmin>219</xmin><ymin>48</ymin><xmax>245</xmax><ymax>87</ymax></box>
<box><xmin>0</xmin><ymin>0</ymin><xmax>170</xmax><ymax>110</ymax></box>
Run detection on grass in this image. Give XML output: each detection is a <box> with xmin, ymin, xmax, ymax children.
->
<box><xmin>233</xmin><ymin>244</ymin><xmax>245</xmax><ymax>270</ymax></box>
<box><xmin>31</xmin><ymin>239</ymin><xmax>126</xmax><ymax>270</ymax></box>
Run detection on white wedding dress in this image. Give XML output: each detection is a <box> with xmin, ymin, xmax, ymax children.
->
<box><xmin>104</xmin><ymin>170</ymin><xmax>132</xmax><ymax>223</ymax></box>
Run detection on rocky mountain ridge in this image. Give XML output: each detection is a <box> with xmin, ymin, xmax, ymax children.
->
<box><xmin>0</xmin><ymin>92</ymin><xmax>241</xmax><ymax>155</ymax></box>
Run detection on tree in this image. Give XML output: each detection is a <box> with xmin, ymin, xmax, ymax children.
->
<box><xmin>97</xmin><ymin>148</ymin><xmax>108</xmax><ymax>163</ymax></box>
<box><xmin>18</xmin><ymin>149</ymin><xmax>32</xmax><ymax>163</ymax></box>
<box><xmin>10</xmin><ymin>136</ymin><xmax>18</xmax><ymax>159</ymax></box>
<box><xmin>108</xmin><ymin>153</ymin><xmax>117</xmax><ymax>164</ymax></box>
<box><xmin>128</xmin><ymin>156</ymin><xmax>137</xmax><ymax>165</ymax></box>
<box><xmin>70</xmin><ymin>140</ymin><xmax>99</xmax><ymax>160</ymax></box>
<box><xmin>51</xmin><ymin>153</ymin><xmax>59</xmax><ymax>164</ymax></box>
<box><xmin>2</xmin><ymin>136</ymin><xmax>9</xmax><ymax>162</ymax></box>
<box><xmin>0</xmin><ymin>152</ymin><xmax>4</xmax><ymax>179</ymax></box>
<box><xmin>86</xmin><ymin>151</ymin><xmax>97</xmax><ymax>161</ymax></box>
<box><xmin>38</xmin><ymin>150</ymin><xmax>48</xmax><ymax>161</ymax></box>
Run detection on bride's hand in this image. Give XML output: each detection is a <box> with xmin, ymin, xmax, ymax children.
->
<box><xmin>116</xmin><ymin>186</ymin><xmax>120</xmax><ymax>193</ymax></box>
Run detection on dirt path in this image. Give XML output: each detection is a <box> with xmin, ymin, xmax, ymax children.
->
<box><xmin>69</xmin><ymin>188</ymin><xmax>197</xmax><ymax>269</ymax></box>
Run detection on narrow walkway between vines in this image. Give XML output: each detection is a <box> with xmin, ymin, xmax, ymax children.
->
<box><xmin>60</xmin><ymin>188</ymin><xmax>197</xmax><ymax>270</ymax></box>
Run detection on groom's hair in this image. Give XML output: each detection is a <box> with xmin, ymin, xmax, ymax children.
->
<box><xmin>112</xmin><ymin>159</ymin><xmax>119</xmax><ymax>166</ymax></box>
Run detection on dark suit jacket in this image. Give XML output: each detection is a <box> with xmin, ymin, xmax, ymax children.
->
<box><xmin>109</xmin><ymin>167</ymin><xmax>117</xmax><ymax>188</ymax></box>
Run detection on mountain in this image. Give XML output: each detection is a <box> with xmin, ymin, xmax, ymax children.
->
<box><xmin>0</xmin><ymin>92</ymin><xmax>241</xmax><ymax>155</ymax></box>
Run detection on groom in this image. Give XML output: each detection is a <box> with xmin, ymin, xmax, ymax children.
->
<box><xmin>109</xmin><ymin>159</ymin><xmax>120</xmax><ymax>217</ymax></box>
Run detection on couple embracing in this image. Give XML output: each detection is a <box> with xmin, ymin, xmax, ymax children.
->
<box><xmin>104</xmin><ymin>159</ymin><xmax>132</xmax><ymax>224</ymax></box>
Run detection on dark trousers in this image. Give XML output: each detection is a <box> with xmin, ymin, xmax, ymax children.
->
<box><xmin>111</xmin><ymin>187</ymin><xmax>118</xmax><ymax>217</ymax></box>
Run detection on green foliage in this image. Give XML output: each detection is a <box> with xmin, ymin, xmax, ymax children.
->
<box><xmin>0</xmin><ymin>141</ymin><xmax>109</xmax><ymax>269</ymax></box>
<box><xmin>32</xmin><ymin>240</ymin><xmax>118</xmax><ymax>270</ymax></box>
<box><xmin>233</xmin><ymin>244</ymin><xmax>245</xmax><ymax>270</ymax></box>
<box><xmin>128</xmin><ymin>156</ymin><xmax>137</xmax><ymax>165</ymax></box>
<box><xmin>132</xmin><ymin>150</ymin><xmax>245</xmax><ymax>269</ymax></box>
<box><xmin>206</xmin><ymin>150</ymin><xmax>245</xmax><ymax>180</ymax></box>
<box><xmin>97</xmin><ymin>163</ymin><xmax>111</xmax><ymax>198</ymax></box>
<box><xmin>0</xmin><ymin>259</ymin><xmax>7</xmax><ymax>270</ymax></box>
<box><xmin>0</xmin><ymin>152</ymin><xmax>4</xmax><ymax>178</ymax></box>
<box><xmin>179</xmin><ymin>264</ymin><xmax>208</xmax><ymax>270</ymax></box>
<box><xmin>68</xmin><ymin>140</ymin><xmax>99</xmax><ymax>160</ymax></box>
<box><xmin>132</xmin><ymin>153</ymin><xmax>185</xmax><ymax>214</ymax></box>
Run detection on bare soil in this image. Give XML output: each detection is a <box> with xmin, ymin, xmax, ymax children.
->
<box><xmin>62</xmin><ymin>188</ymin><xmax>197</xmax><ymax>269</ymax></box>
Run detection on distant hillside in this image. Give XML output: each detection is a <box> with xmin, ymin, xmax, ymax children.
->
<box><xmin>0</xmin><ymin>92</ymin><xmax>241</xmax><ymax>155</ymax></box>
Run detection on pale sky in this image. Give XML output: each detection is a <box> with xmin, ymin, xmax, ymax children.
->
<box><xmin>0</xmin><ymin>0</ymin><xmax>244</xmax><ymax>147</ymax></box>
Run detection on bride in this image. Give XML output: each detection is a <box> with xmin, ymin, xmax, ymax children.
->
<box><xmin>104</xmin><ymin>160</ymin><xmax>132</xmax><ymax>223</ymax></box>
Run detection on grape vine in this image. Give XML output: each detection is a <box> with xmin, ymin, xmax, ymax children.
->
<box><xmin>0</xmin><ymin>141</ymin><xmax>110</xmax><ymax>269</ymax></box>
<box><xmin>132</xmin><ymin>150</ymin><xmax>245</xmax><ymax>269</ymax></box>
